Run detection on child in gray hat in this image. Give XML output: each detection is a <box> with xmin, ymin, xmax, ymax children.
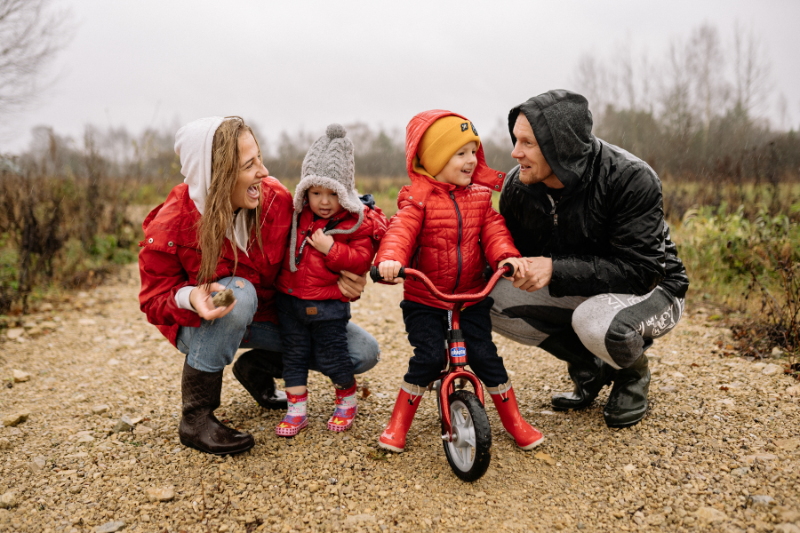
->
<box><xmin>274</xmin><ymin>124</ymin><xmax>386</xmax><ymax>436</ymax></box>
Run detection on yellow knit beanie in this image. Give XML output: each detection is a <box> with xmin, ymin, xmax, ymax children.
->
<box><xmin>417</xmin><ymin>116</ymin><xmax>481</xmax><ymax>177</ymax></box>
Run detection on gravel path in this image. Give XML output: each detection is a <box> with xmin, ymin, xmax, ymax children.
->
<box><xmin>1</xmin><ymin>264</ymin><xmax>799</xmax><ymax>533</ymax></box>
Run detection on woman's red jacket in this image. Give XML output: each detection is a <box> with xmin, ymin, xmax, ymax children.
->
<box><xmin>138</xmin><ymin>178</ymin><xmax>293</xmax><ymax>346</ymax></box>
<box><xmin>374</xmin><ymin>109</ymin><xmax>520</xmax><ymax>310</ymax></box>
<box><xmin>275</xmin><ymin>203</ymin><xmax>388</xmax><ymax>301</ymax></box>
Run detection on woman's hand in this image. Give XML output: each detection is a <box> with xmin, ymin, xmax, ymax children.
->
<box><xmin>189</xmin><ymin>283</ymin><xmax>237</xmax><ymax>320</ymax></box>
<box><xmin>378</xmin><ymin>260</ymin><xmax>403</xmax><ymax>283</ymax></box>
<box><xmin>307</xmin><ymin>229</ymin><xmax>334</xmax><ymax>255</ymax></box>
<box><xmin>338</xmin><ymin>270</ymin><xmax>368</xmax><ymax>299</ymax></box>
<box><xmin>512</xmin><ymin>257</ymin><xmax>553</xmax><ymax>292</ymax></box>
<box><xmin>498</xmin><ymin>257</ymin><xmax>528</xmax><ymax>279</ymax></box>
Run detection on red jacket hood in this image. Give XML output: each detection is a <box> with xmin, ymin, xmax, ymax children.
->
<box><xmin>405</xmin><ymin>110</ymin><xmax>507</xmax><ymax>206</ymax></box>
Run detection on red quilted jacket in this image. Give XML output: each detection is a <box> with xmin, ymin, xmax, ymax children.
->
<box><xmin>276</xmin><ymin>202</ymin><xmax>388</xmax><ymax>301</ymax></box>
<box><xmin>138</xmin><ymin>178</ymin><xmax>293</xmax><ymax>346</ymax></box>
<box><xmin>374</xmin><ymin>110</ymin><xmax>520</xmax><ymax>309</ymax></box>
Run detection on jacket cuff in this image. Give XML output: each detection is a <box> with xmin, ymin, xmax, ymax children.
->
<box><xmin>175</xmin><ymin>286</ymin><xmax>196</xmax><ymax>312</ymax></box>
<box><xmin>323</xmin><ymin>242</ymin><xmax>341</xmax><ymax>268</ymax></box>
<box><xmin>494</xmin><ymin>252</ymin><xmax>521</xmax><ymax>265</ymax></box>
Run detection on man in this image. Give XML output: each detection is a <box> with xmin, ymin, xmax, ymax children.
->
<box><xmin>489</xmin><ymin>89</ymin><xmax>689</xmax><ymax>428</ymax></box>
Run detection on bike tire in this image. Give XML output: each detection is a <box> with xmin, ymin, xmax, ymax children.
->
<box><xmin>441</xmin><ymin>390</ymin><xmax>492</xmax><ymax>482</ymax></box>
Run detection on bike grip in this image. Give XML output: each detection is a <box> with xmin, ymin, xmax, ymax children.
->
<box><xmin>369</xmin><ymin>265</ymin><xmax>407</xmax><ymax>282</ymax></box>
<box><xmin>369</xmin><ymin>266</ymin><xmax>382</xmax><ymax>283</ymax></box>
<box><xmin>503</xmin><ymin>263</ymin><xmax>515</xmax><ymax>277</ymax></box>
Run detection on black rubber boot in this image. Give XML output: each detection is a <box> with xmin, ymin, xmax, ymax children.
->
<box><xmin>232</xmin><ymin>349</ymin><xmax>287</xmax><ymax>410</ymax></box>
<box><xmin>539</xmin><ymin>330</ymin><xmax>613</xmax><ymax>411</ymax></box>
<box><xmin>179</xmin><ymin>361</ymin><xmax>255</xmax><ymax>455</ymax></box>
<box><xmin>603</xmin><ymin>354</ymin><xmax>650</xmax><ymax>428</ymax></box>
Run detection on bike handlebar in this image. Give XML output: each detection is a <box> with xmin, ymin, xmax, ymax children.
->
<box><xmin>369</xmin><ymin>264</ymin><xmax>514</xmax><ymax>303</ymax></box>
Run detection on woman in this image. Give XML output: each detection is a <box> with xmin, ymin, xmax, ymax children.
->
<box><xmin>139</xmin><ymin>116</ymin><xmax>382</xmax><ymax>455</ymax></box>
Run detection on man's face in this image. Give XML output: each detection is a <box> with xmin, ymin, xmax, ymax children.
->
<box><xmin>511</xmin><ymin>113</ymin><xmax>559</xmax><ymax>186</ymax></box>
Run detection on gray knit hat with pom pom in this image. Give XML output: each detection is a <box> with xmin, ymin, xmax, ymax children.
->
<box><xmin>289</xmin><ymin>124</ymin><xmax>364</xmax><ymax>272</ymax></box>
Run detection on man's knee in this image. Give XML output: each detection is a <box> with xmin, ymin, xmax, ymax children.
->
<box><xmin>604</xmin><ymin>320</ymin><xmax>645</xmax><ymax>368</ymax></box>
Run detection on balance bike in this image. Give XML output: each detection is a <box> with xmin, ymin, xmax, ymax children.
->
<box><xmin>370</xmin><ymin>264</ymin><xmax>514</xmax><ymax>482</ymax></box>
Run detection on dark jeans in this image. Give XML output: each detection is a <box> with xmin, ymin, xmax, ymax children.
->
<box><xmin>401</xmin><ymin>298</ymin><xmax>509</xmax><ymax>388</ymax></box>
<box><xmin>277</xmin><ymin>293</ymin><xmax>355</xmax><ymax>388</ymax></box>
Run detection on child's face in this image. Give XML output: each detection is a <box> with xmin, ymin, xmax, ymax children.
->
<box><xmin>307</xmin><ymin>186</ymin><xmax>342</xmax><ymax>219</ymax></box>
<box><xmin>434</xmin><ymin>141</ymin><xmax>478</xmax><ymax>187</ymax></box>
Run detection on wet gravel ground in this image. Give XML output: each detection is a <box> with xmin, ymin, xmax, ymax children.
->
<box><xmin>1</xmin><ymin>264</ymin><xmax>799</xmax><ymax>533</ymax></box>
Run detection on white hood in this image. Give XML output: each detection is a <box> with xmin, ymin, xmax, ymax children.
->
<box><xmin>174</xmin><ymin>116</ymin><xmax>250</xmax><ymax>253</ymax></box>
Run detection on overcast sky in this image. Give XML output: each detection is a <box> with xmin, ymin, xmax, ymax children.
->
<box><xmin>3</xmin><ymin>0</ymin><xmax>799</xmax><ymax>153</ymax></box>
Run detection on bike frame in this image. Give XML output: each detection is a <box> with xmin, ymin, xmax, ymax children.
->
<box><xmin>396</xmin><ymin>266</ymin><xmax>511</xmax><ymax>442</ymax></box>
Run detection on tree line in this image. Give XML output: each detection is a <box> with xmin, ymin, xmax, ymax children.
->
<box><xmin>573</xmin><ymin>22</ymin><xmax>799</xmax><ymax>184</ymax></box>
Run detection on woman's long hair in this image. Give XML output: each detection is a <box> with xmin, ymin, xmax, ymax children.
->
<box><xmin>197</xmin><ymin>116</ymin><xmax>264</xmax><ymax>287</ymax></box>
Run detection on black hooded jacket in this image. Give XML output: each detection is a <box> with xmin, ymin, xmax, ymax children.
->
<box><xmin>500</xmin><ymin>90</ymin><xmax>689</xmax><ymax>298</ymax></box>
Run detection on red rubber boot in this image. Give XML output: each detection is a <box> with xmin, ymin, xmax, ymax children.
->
<box><xmin>378</xmin><ymin>382</ymin><xmax>425</xmax><ymax>453</ymax></box>
<box><xmin>489</xmin><ymin>383</ymin><xmax>544</xmax><ymax>450</ymax></box>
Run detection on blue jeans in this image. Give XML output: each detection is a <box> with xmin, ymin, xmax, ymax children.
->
<box><xmin>277</xmin><ymin>293</ymin><xmax>355</xmax><ymax>388</ymax></box>
<box><xmin>176</xmin><ymin>277</ymin><xmax>381</xmax><ymax>374</ymax></box>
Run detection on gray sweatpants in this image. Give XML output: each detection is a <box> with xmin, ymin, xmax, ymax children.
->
<box><xmin>489</xmin><ymin>279</ymin><xmax>685</xmax><ymax>369</ymax></box>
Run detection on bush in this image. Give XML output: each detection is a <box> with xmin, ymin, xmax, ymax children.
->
<box><xmin>677</xmin><ymin>204</ymin><xmax>800</xmax><ymax>360</ymax></box>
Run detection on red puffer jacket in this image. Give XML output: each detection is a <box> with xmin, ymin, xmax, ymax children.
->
<box><xmin>374</xmin><ymin>110</ymin><xmax>520</xmax><ymax>310</ymax></box>
<box><xmin>276</xmin><ymin>202</ymin><xmax>387</xmax><ymax>301</ymax></box>
<box><xmin>138</xmin><ymin>178</ymin><xmax>293</xmax><ymax>346</ymax></box>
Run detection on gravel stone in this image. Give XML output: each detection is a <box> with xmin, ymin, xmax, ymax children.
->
<box><xmin>0</xmin><ymin>492</ymin><xmax>16</xmax><ymax>509</ymax></box>
<box><xmin>748</xmin><ymin>494</ymin><xmax>775</xmax><ymax>507</ymax></box>
<box><xmin>95</xmin><ymin>521</ymin><xmax>125</xmax><ymax>533</ymax></box>
<box><xmin>12</xmin><ymin>369</ymin><xmax>30</xmax><ymax>382</ymax></box>
<box><xmin>2</xmin><ymin>411</ymin><xmax>29</xmax><ymax>426</ymax></box>
<box><xmin>91</xmin><ymin>404</ymin><xmax>110</xmax><ymax>414</ymax></box>
<box><xmin>28</xmin><ymin>456</ymin><xmax>46</xmax><ymax>472</ymax></box>
<box><xmin>112</xmin><ymin>419</ymin><xmax>132</xmax><ymax>433</ymax></box>
<box><xmin>145</xmin><ymin>486</ymin><xmax>174</xmax><ymax>502</ymax></box>
<box><xmin>5</xmin><ymin>328</ymin><xmax>24</xmax><ymax>340</ymax></box>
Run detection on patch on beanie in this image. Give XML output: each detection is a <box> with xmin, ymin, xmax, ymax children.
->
<box><xmin>471</xmin><ymin>123</ymin><xmax>478</xmax><ymax>136</ymax></box>
<box><xmin>461</xmin><ymin>122</ymin><xmax>469</xmax><ymax>132</ymax></box>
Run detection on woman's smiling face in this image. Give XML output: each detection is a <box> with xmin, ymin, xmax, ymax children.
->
<box><xmin>231</xmin><ymin>131</ymin><xmax>268</xmax><ymax>210</ymax></box>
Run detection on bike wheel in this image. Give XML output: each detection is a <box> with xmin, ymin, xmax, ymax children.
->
<box><xmin>442</xmin><ymin>390</ymin><xmax>491</xmax><ymax>482</ymax></box>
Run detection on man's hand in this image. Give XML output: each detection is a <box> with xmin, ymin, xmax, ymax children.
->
<box><xmin>338</xmin><ymin>270</ymin><xmax>367</xmax><ymax>299</ymax></box>
<box><xmin>377</xmin><ymin>260</ymin><xmax>403</xmax><ymax>283</ymax></box>
<box><xmin>512</xmin><ymin>257</ymin><xmax>553</xmax><ymax>292</ymax></box>
<box><xmin>307</xmin><ymin>228</ymin><xmax>334</xmax><ymax>255</ymax></box>
<box><xmin>190</xmin><ymin>283</ymin><xmax>237</xmax><ymax>320</ymax></box>
<box><xmin>498</xmin><ymin>257</ymin><xmax>528</xmax><ymax>279</ymax></box>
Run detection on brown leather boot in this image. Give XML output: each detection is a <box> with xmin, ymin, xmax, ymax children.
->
<box><xmin>178</xmin><ymin>361</ymin><xmax>254</xmax><ymax>455</ymax></box>
<box><xmin>232</xmin><ymin>349</ymin><xmax>287</xmax><ymax>410</ymax></box>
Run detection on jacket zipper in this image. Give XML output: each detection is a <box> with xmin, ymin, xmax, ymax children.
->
<box><xmin>449</xmin><ymin>191</ymin><xmax>463</xmax><ymax>293</ymax></box>
<box><xmin>547</xmin><ymin>194</ymin><xmax>559</xmax><ymax>254</ymax></box>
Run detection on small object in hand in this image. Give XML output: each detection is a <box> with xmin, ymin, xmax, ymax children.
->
<box><xmin>211</xmin><ymin>289</ymin><xmax>235</xmax><ymax>308</ymax></box>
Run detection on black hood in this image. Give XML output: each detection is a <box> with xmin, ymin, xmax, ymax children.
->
<box><xmin>508</xmin><ymin>89</ymin><xmax>595</xmax><ymax>188</ymax></box>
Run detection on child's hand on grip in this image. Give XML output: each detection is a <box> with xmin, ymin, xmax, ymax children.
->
<box><xmin>498</xmin><ymin>257</ymin><xmax>528</xmax><ymax>280</ymax></box>
<box><xmin>378</xmin><ymin>260</ymin><xmax>403</xmax><ymax>282</ymax></box>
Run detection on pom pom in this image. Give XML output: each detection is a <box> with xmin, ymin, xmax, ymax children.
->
<box><xmin>326</xmin><ymin>123</ymin><xmax>346</xmax><ymax>139</ymax></box>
